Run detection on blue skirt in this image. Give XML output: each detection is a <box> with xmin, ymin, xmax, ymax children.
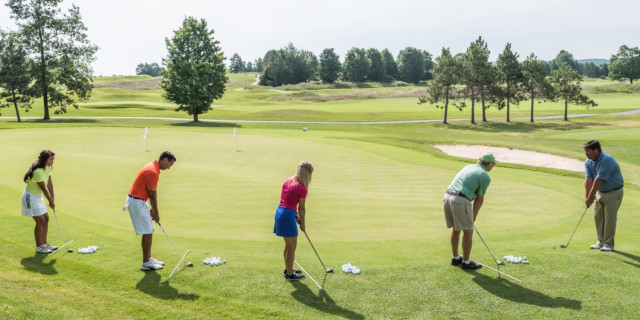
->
<box><xmin>273</xmin><ymin>206</ymin><xmax>298</xmax><ymax>237</ymax></box>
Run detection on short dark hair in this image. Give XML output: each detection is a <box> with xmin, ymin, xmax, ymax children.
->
<box><xmin>159</xmin><ymin>151</ymin><xmax>177</xmax><ymax>162</ymax></box>
<box><xmin>583</xmin><ymin>140</ymin><xmax>601</xmax><ymax>152</ymax></box>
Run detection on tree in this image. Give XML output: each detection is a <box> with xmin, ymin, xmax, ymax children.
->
<box><xmin>342</xmin><ymin>47</ymin><xmax>370</xmax><ymax>82</ymax></box>
<box><xmin>421</xmin><ymin>50</ymin><xmax>434</xmax><ymax>80</ymax></box>
<box><xmin>0</xmin><ymin>31</ymin><xmax>33</xmax><ymax>121</ymax></box>
<box><xmin>397</xmin><ymin>47</ymin><xmax>424</xmax><ymax>83</ymax></box>
<box><xmin>521</xmin><ymin>53</ymin><xmax>554</xmax><ymax>122</ymax></box>
<box><xmin>7</xmin><ymin>0</ymin><xmax>98</xmax><ymax>120</ymax></box>
<box><xmin>381</xmin><ymin>48</ymin><xmax>398</xmax><ymax>80</ymax></box>
<box><xmin>608</xmin><ymin>45</ymin><xmax>640</xmax><ymax>84</ymax></box>
<box><xmin>551</xmin><ymin>63</ymin><xmax>597</xmax><ymax>121</ymax></box>
<box><xmin>366</xmin><ymin>48</ymin><xmax>384</xmax><ymax>82</ymax></box>
<box><xmin>599</xmin><ymin>63</ymin><xmax>609</xmax><ymax>78</ymax></box>
<box><xmin>550</xmin><ymin>50</ymin><xmax>580</xmax><ymax>72</ymax></box>
<box><xmin>582</xmin><ymin>62</ymin><xmax>600</xmax><ymax>78</ymax></box>
<box><xmin>135</xmin><ymin>62</ymin><xmax>163</xmax><ymax>76</ymax></box>
<box><xmin>319</xmin><ymin>48</ymin><xmax>341</xmax><ymax>84</ymax></box>
<box><xmin>245</xmin><ymin>61</ymin><xmax>254</xmax><ymax>72</ymax></box>
<box><xmin>418</xmin><ymin>47</ymin><xmax>462</xmax><ymax>124</ymax></box>
<box><xmin>161</xmin><ymin>17</ymin><xmax>227</xmax><ymax>122</ymax></box>
<box><xmin>496</xmin><ymin>43</ymin><xmax>524</xmax><ymax>122</ymax></box>
<box><xmin>229</xmin><ymin>53</ymin><xmax>245</xmax><ymax>73</ymax></box>
<box><xmin>461</xmin><ymin>37</ymin><xmax>493</xmax><ymax>123</ymax></box>
<box><xmin>254</xmin><ymin>58</ymin><xmax>264</xmax><ymax>72</ymax></box>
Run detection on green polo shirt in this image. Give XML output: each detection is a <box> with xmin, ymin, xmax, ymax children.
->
<box><xmin>25</xmin><ymin>166</ymin><xmax>51</xmax><ymax>194</ymax></box>
<box><xmin>447</xmin><ymin>163</ymin><xmax>491</xmax><ymax>201</ymax></box>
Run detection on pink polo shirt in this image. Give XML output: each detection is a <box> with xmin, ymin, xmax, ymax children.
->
<box><xmin>279</xmin><ymin>177</ymin><xmax>308</xmax><ymax>210</ymax></box>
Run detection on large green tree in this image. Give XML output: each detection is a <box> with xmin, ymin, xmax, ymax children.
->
<box><xmin>551</xmin><ymin>63</ymin><xmax>596</xmax><ymax>121</ymax></box>
<box><xmin>7</xmin><ymin>0</ymin><xmax>97</xmax><ymax>120</ymax></box>
<box><xmin>397</xmin><ymin>47</ymin><xmax>424</xmax><ymax>83</ymax></box>
<box><xmin>366</xmin><ymin>48</ymin><xmax>385</xmax><ymax>82</ymax></box>
<box><xmin>608</xmin><ymin>45</ymin><xmax>640</xmax><ymax>84</ymax></box>
<box><xmin>161</xmin><ymin>17</ymin><xmax>227</xmax><ymax>122</ymax></box>
<box><xmin>0</xmin><ymin>31</ymin><xmax>33</xmax><ymax>121</ymax></box>
<box><xmin>228</xmin><ymin>53</ymin><xmax>245</xmax><ymax>73</ymax></box>
<box><xmin>549</xmin><ymin>50</ymin><xmax>580</xmax><ymax>72</ymax></box>
<box><xmin>418</xmin><ymin>47</ymin><xmax>462</xmax><ymax>124</ymax></box>
<box><xmin>522</xmin><ymin>53</ymin><xmax>554</xmax><ymax>122</ymax></box>
<box><xmin>381</xmin><ymin>48</ymin><xmax>398</xmax><ymax>79</ymax></box>
<box><xmin>259</xmin><ymin>44</ymin><xmax>317</xmax><ymax>86</ymax></box>
<box><xmin>342</xmin><ymin>47</ymin><xmax>370</xmax><ymax>82</ymax></box>
<box><xmin>319</xmin><ymin>48</ymin><xmax>341</xmax><ymax>84</ymax></box>
<box><xmin>135</xmin><ymin>62</ymin><xmax>163</xmax><ymax>76</ymax></box>
<box><xmin>496</xmin><ymin>43</ymin><xmax>524</xmax><ymax>122</ymax></box>
<box><xmin>421</xmin><ymin>50</ymin><xmax>434</xmax><ymax>80</ymax></box>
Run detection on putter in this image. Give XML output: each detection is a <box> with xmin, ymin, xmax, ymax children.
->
<box><xmin>52</xmin><ymin>209</ymin><xmax>73</xmax><ymax>253</ymax></box>
<box><xmin>473</xmin><ymin>225</ymin><xmax>500</xmax><ymax>276</ymax></box>
<box><xmin>560</xmin><ymin>206</ymin><xmax>589</xmax><ymax>249</ymax></box>
<box><xmin>157</xmin><ymin>221</ymin><xmax>193</xmax><ymax>267</ymax></box>
<box><xmin>303</xmin><ymin>231</ymin><xmax>333</xmax><ymax>273</ymax></box>
<box><xmin>47</xmin><ymin>239</ymin><xmax>74</xmax><ymax>258</ymax></box>
<box><xmin>295</xmin><ymin>261</ymin><xmax>323</xmax><ymax>290</ymax></box>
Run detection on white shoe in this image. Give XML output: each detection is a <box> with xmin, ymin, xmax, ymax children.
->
<box><xmin>36</xmin><ymin>245</ymin><xmax>52</xmax><ymax>254</ymax></box>
<box><xmin>590</xmin><ymin>242</ymin><xmax>602</xmax><ymax>249</ymax></box>
<box><xmin>141</xmin><ymin>260</ymin><xmax>163</xmax><ymax>271</ymax></box>
<box><xmin>149</xmin><ymin>257</ymin><xmax>164</xmax><ymax>266</ymax></box>
<box><xmin>600</xmin><ymin>245</ymin><xmax>613</xmax><ymax>252</ymax></box>
<box><xmin>43</xmin><ymin>243</ymin><xmax>58</xmax><ymax>251</ymax></box>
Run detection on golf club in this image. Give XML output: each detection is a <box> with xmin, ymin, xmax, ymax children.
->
<box><xmin>476</xmin><ymin>260</ymin><xmax>522</xmax><ymax>282</ymax></box>
<box><xmin>295</xmin><ymin>261</ymin><xmax>323</xmax><ymax>290</ymax></box>
<box><xmin>473</xmin><ymin>225</ymin><xmax>500</xmax><ymax>276</ymax></box>
<box><xmin>169</xmin><ymin>249</ymin><xmax>190</xmax><ymax>279</ymax></box>
<box><xmin>52</xmin><ymin>209</ymin><xmax>73</xmax><ymax>253</ymax></box>
<box><xmin>560</xmin><ymin>206</ymin><xmax>590</xmax><ymax>249</ymax></box>
<box><xmin>303</xmin><ymin>231</ymin><xmax>333</xmax><ymax>273</ymax></box>
<box><xmin>47</xmin><ymin>239</ymin><xmax>74</xmax><ymax>258</ymax></box>
<box><xmin>156</xmin><ymin>221</ymin><xmax>193</xmax><ymax>267</ymax></box>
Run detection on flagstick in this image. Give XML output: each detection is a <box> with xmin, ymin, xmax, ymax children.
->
<box><xmin>146</xmin><ymin>136</ymin><xmax>149</xmax><ymax>152</ymax></box>
<box><xmin>235</xmin><ymin>134</ymin><xmax>238</xmax><ymax>152</ymax></box>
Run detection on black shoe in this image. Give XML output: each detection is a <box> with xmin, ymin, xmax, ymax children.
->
<box><xmin>451</xmin><ymin>257</ymin><xmax>463</xmax><ymax>266</ymax></box>
<box><xmin>283</xmin><ymin>269</ymin><xmax>302</xmax><ymax>275</ymax></box>
<box><xmin>284</xmin><ymin>272</ymin><xmax>305</xmax><ymax>281</ymax></box>
<box><xmin>461</xmin><ymin>260</ymin><xmax>482</xmax><ymax>270</ymax></box>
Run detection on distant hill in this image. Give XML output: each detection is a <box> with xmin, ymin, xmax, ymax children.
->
<box><xmin>578</xmin><ymin>59</ymin><xmax>609</xmax><ymax>66</ymax></box>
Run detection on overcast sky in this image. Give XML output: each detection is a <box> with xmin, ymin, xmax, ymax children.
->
<box><xmin>1</xmin><ymin>0</ymin><xmax>638</xmax><ymax>76</ymax></box>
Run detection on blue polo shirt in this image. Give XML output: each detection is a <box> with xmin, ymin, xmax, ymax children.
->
<box><xmin>585</xmin><ymin>152</ymin><xmax>624</xmax><ymax>192</ymax></box>
<box><xmin>447</xmin><ymin>163</ymin><xmax>491</xmax><ymax>201</ymax></box>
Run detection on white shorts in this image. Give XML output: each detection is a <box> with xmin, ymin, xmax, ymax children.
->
<box><xmin>22</xmin><ymin>191</ymin><xmax>47</xmax><ymax>217</ymax></box>
<box><xmin>126</xmin><ymin>196</ymin><xmax>154</xmax><ymax>235</ymax></box>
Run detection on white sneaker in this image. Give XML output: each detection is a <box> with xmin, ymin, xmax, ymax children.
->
<box><xmin>590</xmin><ymin>242</ymin><xmax>602</xmax><ymax>249</ymax></box>
<box><xmin>149</xmin><ymin>258</ymin><xmax>164</xmax><ymax>266</ymax></box>
<box><xmin>36</xmin><ymin>245</ymin><xmax>52</xmax><ymax>254</ymax></box>
<box><xmin>43</xmin><ymin>243</ymin><xmax>58</xmax><ymax>251</ymax></box>
<box><xmin>600</xmin><ymin>245</ymin><xmax>613</xmax><ymax>252</ymax></box>
<box><xmin>141</xmin><ymin>260</ymin><xmax>163</xmax><ymax>271</ymax></box>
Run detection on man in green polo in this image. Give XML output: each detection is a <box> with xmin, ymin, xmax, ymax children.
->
<box><xmin>443</xmin><ymin>152</ymin><xmax>497</xmax><ymax>270</ymax></box>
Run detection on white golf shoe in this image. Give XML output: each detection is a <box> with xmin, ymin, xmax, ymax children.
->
<box><xmin>36</xmin><ymin>245</ymin><xmax>52</xmax><ymax>254</ymax></box>
<box><xmin>149</xmin><ymin>258</ymin><xmax>164</xmax><ymax>266</ymax></box>
<box><xmin>590</xmin><ymin>242</ymin><xmax>602</xmax><ymax>249</ymax></box>
<box><xmin>141</xmin><ymin>260</ymin><xmax>163</xmax><ymax>271</ymax></box>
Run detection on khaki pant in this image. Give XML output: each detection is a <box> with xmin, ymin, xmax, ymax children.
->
<box><xmin>594</xmin><ymin>187</ymin><xmax>624</xmax><ymax>248</ymax></box>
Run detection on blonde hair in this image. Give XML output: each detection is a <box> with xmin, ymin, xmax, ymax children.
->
<box><xmin>295</xmin><ymin>161</ymin><xmax>314</xmax><ymax>187</ymax></box>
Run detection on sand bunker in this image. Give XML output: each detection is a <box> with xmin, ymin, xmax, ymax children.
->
<box><xmin>434</xmin><ymin>145</ymin><xmax>584</xmax><ymax>172</ymax></box>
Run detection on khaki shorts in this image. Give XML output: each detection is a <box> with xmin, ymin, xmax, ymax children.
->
<box><xmin>443</xmin><ymin>193</ymin><xmax>473</xmax><ymax>231</ymax></box>
<box><xmin>126</xmin><ymin>196</ymin><xmax>154</xmax><ymax>235</ymax></box>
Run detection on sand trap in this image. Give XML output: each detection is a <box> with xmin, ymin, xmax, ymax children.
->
<box><xmin>434</xmin><ymin>145</ymin><xmax>584</xmax><ymax>172</ymax></box>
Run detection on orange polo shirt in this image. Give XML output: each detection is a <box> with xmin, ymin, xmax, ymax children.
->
<box><xmin>128</xmin><ymin>160</ymin><xmax>160</xmax><ymax>201</ymax></box>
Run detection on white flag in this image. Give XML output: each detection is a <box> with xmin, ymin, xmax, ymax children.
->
<box><xmin>142</xmin><ymin>127</ymin><xmax>148</xmax><ymax>138</ymax></box>
<box><xmin>232</xmin><ymin>126</ymin><xmax>236</xmax><ymax>137</ymax></box>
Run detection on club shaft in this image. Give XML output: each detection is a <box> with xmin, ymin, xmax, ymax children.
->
<box><xmin>563</xmin><ymin>206</ymin><xmax>589</xmax><ymax>247</ymax></box>
<box><xmin>474</xmin><ymin>226</ymin><xmax>499</xmax><ymax>265</ymax></box>
<box><xmin>304</xmin><ymin>231</ymin><xmax>328</xmax><ymax>271</ymax></box>
<box><xmin>157</xmin><ymin>222</ymin><xmax>183</xmax><ymax>259</ymax></box>
<box><xmin>477</xmin><ymin>261</ymin><xmax>522</xmax><ymax>282</ymax></box>
<box><xmin>52</xmin><ymin>209</ymin><xmax>69</xmax><ymax>251</ymax></box>
<box><xmin>169</xmin><ymin>249</ymin><xmax>190</xmax><ymax>278</ymax></box>
<box><xmin>296</xmin><ymin>261</ymin><xmax>322</xmax><ymax>290</ymax></box>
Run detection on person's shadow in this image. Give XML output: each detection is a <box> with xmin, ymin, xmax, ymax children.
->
<box><xmin>21</xmin><ymin>253</ymin><xmax>58</xmax><ymax>275</ymax></box>
<box><xmin>136</xmin><ymin>271</ymin><xmax>199</xmax><ymax>300</ymax></box>
<box><xmin>614</xmin><ymin>250</ymin><xmax>640</xmax><ymax>268</ymax></box>
<box><xmin>471</xmin><ymin>271</ymin><xmax>581</xmax><ymax>309</ymax></box>
<box><xmin>290</xmin><ymin>280</ymin><xmax>364</xmax><ymax>320</ymax></box>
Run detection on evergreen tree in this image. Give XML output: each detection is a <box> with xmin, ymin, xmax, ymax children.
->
<box><xmin>521</xmin><ymin>53</ymin><xmax>554</xmax><ymax>122</ymax></box>
<box><xmin>496</xmin><ymin>43</ymin><xmax>524</xmax><ymax>122</ymax></box>
<box><xmin>418</xmin><ymin>48</ymin><xmax>462</xmax><ymax>124</ymax></box>
<box><xmin>551</xmin><ymin>63</ymin><xmax>597</xmax><ymax>121</ymax></box>
<box><xmin>229</xmin><ymin>53</ymin><xmax>245</xmax><ymax>73</ymax></box>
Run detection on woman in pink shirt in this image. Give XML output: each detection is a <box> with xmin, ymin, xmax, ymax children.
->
<box><xmin>274</xmin><ymin>161</ymin><xmax>313</xmax><ymax>281</ymax></box>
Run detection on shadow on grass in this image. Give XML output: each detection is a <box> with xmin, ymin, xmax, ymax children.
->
<box><xmin>29</xmin><ymin>119</ymin><xmax>99</xmax><ymax>124</ymax></box>
<box><xmin>471</xmin><ymin>272</ymin><xmax>581</xmax><ymax>310</ymax></box>
<box><xmin>170</xmin><ymin>121</ymin><xmax>239</xmax><ymax>128</ymax></box>
<box><xmin>614</xmin><ymin>251</ymin><xmax>640</xmax><ymax>268</ymax></box>
<box><xmin>20</xmin><ymin>254</ymin><xmax>58</xmax><ymax>275</ymax></box>
<box><xmin>290</xmin><ymin>281</ymin><xmax>364</xmax><ymax>320</ymax></box>
<box><xmin>437</xmin><ymin>121</ymin><xmax>610</xmax><ymax>133</ymax></box>
<box><xmin>136</xmin><ymin>271</ymin><xmax>199</xmax><ymax>300</ymax></box>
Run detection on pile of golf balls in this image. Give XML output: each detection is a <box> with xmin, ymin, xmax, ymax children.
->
<box><xmin>203</xmin><ymin>257</ymin><xmax>226</xmax><ymax>266</ymax></box>
<box><xmin>502</xmin><ymin>255</ymin><xmax>529</xmax><ymax>264</ymax></box>
<box><xmin>78</xmin><ymin>246</ymin><xmax>98</xmax><ymax>254</ymax></box>
<box><xmin>341</xmin><ymin>263</ymin><xmax>361</xmax><ymax>275</ymax></box>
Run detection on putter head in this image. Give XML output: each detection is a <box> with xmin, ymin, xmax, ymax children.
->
<box><xmin>326</xmin><ymin>268</ymin><xmax>334</xmax><ymax>273</ymax></box>
<box><xmin>67</xmin><ymin>249</ymin><xmax>74</xmax><ymax>253</ymax></box>
<box><xmin>560</xmin><ymin>245</ymin><xmax>567</xmax><ymax>248</ymax></box>
<box><xmin>186</xmin><ymin>261</ymin><xmax>193</xmax><ymax>267</ymax></box>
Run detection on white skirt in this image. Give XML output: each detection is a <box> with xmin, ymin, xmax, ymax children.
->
<box><xmin>22</xmin><ymin>191</ymin><xmax>48</xmax><ymax>217</ymax></box>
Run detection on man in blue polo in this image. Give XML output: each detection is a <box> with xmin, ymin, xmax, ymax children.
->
<box><xmin>444</xmin><ymin>152</ymin><xmax>496</xmax><ymax>270</ymax></box>
<box><xmin>584</xmin><ymin>140</ymin><xmax>624</xmax><ymax>252</ymax></box>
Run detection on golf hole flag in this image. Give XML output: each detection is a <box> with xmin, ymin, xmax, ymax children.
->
<box><xmin>142</xmin><ymin>127</ymin><xmax>148</xmax><ymax>138</ymax></box>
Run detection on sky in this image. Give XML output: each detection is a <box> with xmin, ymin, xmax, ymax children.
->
<box><xmin>1</xmin><ymin>0</ymin><xmax>639</xmax><ymax>76</ymax></box>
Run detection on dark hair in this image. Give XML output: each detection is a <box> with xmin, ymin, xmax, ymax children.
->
<box><xmin>24</xmin><ymin>150</ymin><xmax>55</xmax><ymax>182</ymax></box>
<box><xmin>583</xmin><ymin>140</ymin><xmax>601</xmax><ymax>152</ymax></box>
<box><xmin>159</xmin><ymin>151</ymin><xmax>177</xmax><ymax>162</ymax></box>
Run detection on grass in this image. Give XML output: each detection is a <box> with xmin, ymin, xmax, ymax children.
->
<box><xmin>1</xmin><ymin>74</ymin><xmax>640</xmax><ymax>319</ymax></box>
